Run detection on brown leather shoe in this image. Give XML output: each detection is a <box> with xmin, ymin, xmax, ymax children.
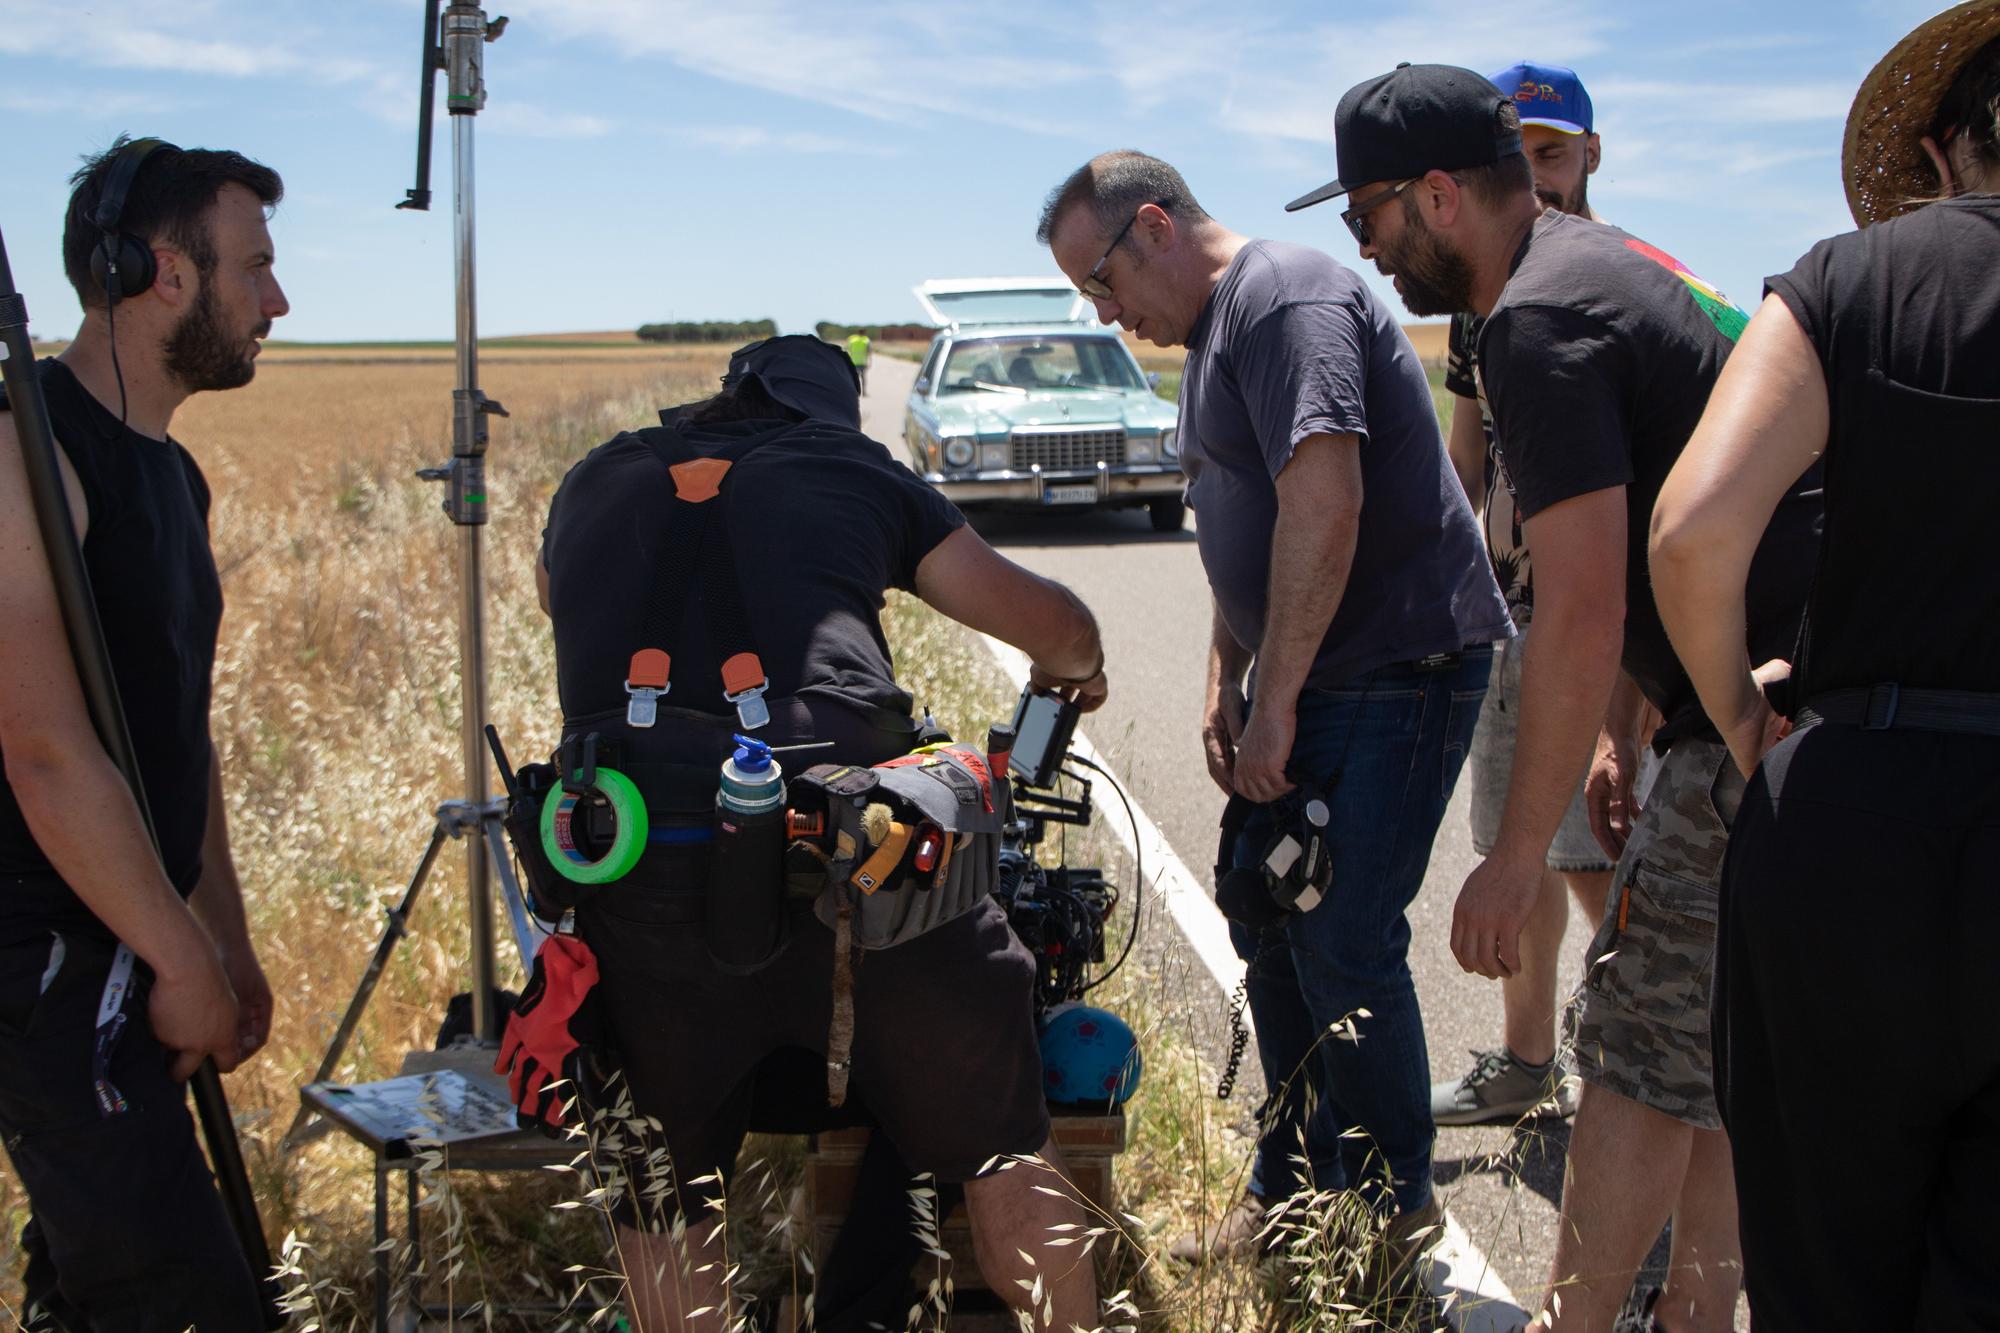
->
<box><xmin>1167</xmin><ymin>1190</ymin><xmax>1280</xmax><ymax>1264</ymax></box>
<box><xmin>1372</xmin><ymin>1195</ymin><xmax>1444</xmax><ymax>1295</ymax></box>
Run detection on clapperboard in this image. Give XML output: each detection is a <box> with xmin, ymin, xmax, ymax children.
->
<box><xmin>301</xmin><ymin>1069</ymin><xmax>522</xmax><ymax>1156</ymax></box>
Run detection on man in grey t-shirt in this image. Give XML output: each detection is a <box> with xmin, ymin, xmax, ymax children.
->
<box><xmin>1037</xmin><ymin>151</ymin><xmax>1509</xmax><ymax>1267</ymax></box>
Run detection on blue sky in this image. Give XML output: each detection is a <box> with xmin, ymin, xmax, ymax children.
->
<box><xmin>1</xmin><ymin>0</ymin><xmax>1950</xmax><ymax>341</ymax></box>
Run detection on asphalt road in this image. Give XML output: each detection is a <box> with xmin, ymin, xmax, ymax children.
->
<box><xmin>861</xmin><ymin>354</ymin><xmax>1707</xmax><ymax>1325</ymax></box>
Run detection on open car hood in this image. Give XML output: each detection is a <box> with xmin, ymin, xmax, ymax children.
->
<box><xmin>912</xmin><ymin>277</ymin><xmax>1090</xmax><ymax>329</ymax></box>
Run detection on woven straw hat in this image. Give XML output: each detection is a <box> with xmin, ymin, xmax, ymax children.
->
<box><xmin>1843</xmin><ymin>0</ymin><xmax>2000</xmax><ymax>226</ymax></box>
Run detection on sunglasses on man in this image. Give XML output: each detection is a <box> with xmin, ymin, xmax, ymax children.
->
<box><xmin>1077</xmin><ymin>198</ymin><xmax>1172</xmax><ymax>301</ymax></box>
<box><xmin>1340</xmin><ymin>179</ymin><xmax>1415</xmax><ymax>247</ymax></box>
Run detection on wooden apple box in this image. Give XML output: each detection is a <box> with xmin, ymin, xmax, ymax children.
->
<box><xmin>800</xmin><ymin>1109</ymin><xmax>1128</xmax><ymax>1322</ymax></box>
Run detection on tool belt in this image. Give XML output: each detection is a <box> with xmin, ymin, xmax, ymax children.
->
<box><xmin>500</xmin><ymin>735</ymin><xmax>718</xmax><ymax>924</ymax></box>
<box><xmin>1796</xmin><ymin>683</ymin><xmax>2000</xmax><ymax>739</ymax></box>
<box><xmin>499</xmin><ymin>699</ymin><xmax>922</xmax><ymax>924</ymax></box>
<box><xmin>789</xmin><ymin>742</ymin><xmax>1005</xmax><ymax>951</ymax></box>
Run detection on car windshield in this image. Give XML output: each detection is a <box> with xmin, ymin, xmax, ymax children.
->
<box><xmin>937</xmin><ymin>336</ymin><xmax>1144</xmax><ymax>394</ymax></box>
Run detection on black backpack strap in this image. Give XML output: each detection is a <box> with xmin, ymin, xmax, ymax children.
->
<box><xmin>625</xmin><ymin>426</ymin><xmax>779</xmax><ymax>730</ymax></box>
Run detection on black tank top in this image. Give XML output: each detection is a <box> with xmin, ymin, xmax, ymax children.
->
<box><xmin>1767</xmin><ymin>197</ymin><xmax>2000</xmax><ymax>698</ymax></box>
<box><xmin>0</xmin><ymin>359</ymin><xmax>224</xmax><ymax>928</ymax></box>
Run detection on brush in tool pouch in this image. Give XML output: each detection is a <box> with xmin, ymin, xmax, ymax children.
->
<box><xmin>792</xmin><ymin>743</ymin><xmax>1003</xmax><ymax>949</ymax></box>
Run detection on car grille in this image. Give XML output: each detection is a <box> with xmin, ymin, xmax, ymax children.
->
<box><xmin>1010</xmin><ymin>429</ymin><xmax>1127</xmax><ymax>471</ymax></box>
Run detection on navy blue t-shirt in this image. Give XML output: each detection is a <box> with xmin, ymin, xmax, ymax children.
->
<box><xmin>1177</xmin><ymin>240</ymin><xmax>1509</xmax><ymax>686</ymax></box>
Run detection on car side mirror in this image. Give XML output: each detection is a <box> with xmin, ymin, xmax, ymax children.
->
<box><xmin>915</xmin><ymin>377</ymin><xmax>931</xmax><ymax>393</ymax></box>
<box><xmin>1146</xmin><ymin>372</ymin><xmax>1161</xmax><ymax>389</ymax></box>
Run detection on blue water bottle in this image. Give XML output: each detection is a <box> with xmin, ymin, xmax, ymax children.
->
<box><xmin>706</xmin><ymin>734</ymin><xmax>787</xmax><ymax>969</ymax></box>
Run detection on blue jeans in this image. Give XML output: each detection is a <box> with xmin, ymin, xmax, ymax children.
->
<box><xmin>1232</xmin><ymin>648</ymin><xmax>1490</xmax><ymax>1213</ymax></box>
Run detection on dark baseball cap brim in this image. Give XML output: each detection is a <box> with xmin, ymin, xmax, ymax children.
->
<box><xmin>1284</xmin><ymin>178</ymin><xmax>1353</xmax><ymax>213</ymax></box>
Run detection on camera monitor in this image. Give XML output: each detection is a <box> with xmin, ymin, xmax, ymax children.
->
<box><xmin>1009</xmin><ymin>685</ymin><xmax>1080</xmax><ymax>789</ymax></box>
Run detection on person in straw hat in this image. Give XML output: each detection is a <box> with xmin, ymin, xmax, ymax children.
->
<box><xmin>1650</xmin><ymin>1</ymin><xmax>2000</xmax><ymax>1325</ymax></box>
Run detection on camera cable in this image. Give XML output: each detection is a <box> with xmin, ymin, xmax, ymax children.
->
<box><xmin>1066</xmin><ymin>751</ymin><xmax>1144</xmax><ymax>996</ymax></box>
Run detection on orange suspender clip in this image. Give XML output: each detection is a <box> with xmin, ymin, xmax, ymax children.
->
<box><xmin>625</xmin><ymin>648</ymin><xmax>672</xmax><ymax>728</ymax></box>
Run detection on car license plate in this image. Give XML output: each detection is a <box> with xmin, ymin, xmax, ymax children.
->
<box><xmin>1043</xmin><ymin>484</ymin><xmax>1097</xmax><ymax>506</ymax></box>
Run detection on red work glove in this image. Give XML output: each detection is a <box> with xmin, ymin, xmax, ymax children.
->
<box><xmin>494</xmin><ymin>932</ymin><xmax>606</xmax><ymax>1134</ymax></box>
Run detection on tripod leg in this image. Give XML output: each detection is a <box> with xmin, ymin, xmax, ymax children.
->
<box><xmin>282</xmin><ymin>820</ymin><xmax>452</xmax><ymax>1150</ymax></box>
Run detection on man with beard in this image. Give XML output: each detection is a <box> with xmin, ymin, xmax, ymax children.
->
<box><xmin>0</xmin><ymin>136</ymin><xmax>288</xmax><ymax>1329</ymax></box>
<box><xmin>1430</xmin><ymin>62</ymin><xmax>1614</xmax><ymax>1129</ymax></box>
<box><xmin>1290</xmin><ymin>66</ymin><xmax>1820</xmax><ymax>1331</ymax></box>
<box><xmin>1037</xmin><ymin>152</ymin><xmax>1509</xmax><ymax>1268</ymax></box>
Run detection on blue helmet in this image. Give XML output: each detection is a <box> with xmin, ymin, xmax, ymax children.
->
<box><xmin>1039</xmin><ymin>1004</ymin><xmax>1142</xmax><ymax>1107</ymax></box>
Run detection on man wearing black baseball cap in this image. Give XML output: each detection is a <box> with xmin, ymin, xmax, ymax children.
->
<box><xmin>1295</xmin><ymin>64</ymin><xmax>1824</xmax><ymax>1333</ymax></box>
<box><xmin>1431</xmin><ymin>61</ymin><xmax>1612</xmax><ymax>1139</ymax></box>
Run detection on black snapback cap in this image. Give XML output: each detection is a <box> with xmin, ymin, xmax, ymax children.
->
<box><xmin>1286</xmin><ymin>63</ymin><xmax>1523</xmax><ymax>212</ymax></box>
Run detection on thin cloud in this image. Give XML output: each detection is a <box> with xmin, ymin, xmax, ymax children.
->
<box><xmin>529</xmin><ymin>0</ymin><xmax>1093</xmax><ymax>135</ymax></box>
<box><xmin>0</xmin><ymin>1</ymin><xmax>387</xmax><ymax>86</ymax></box>
<box><xmin>1656</xmin><ymin>33</ymin><xmax>1831</xmax><ymax>60</ymax></box>
<box><xmin>481</xmin><ymin>103</ymin><xmax>616</xmax><ymax>139</ymax></box>
<box><xmin>1098</xmin><ymin>0</ymin><xmax>1621</xmax><ymax>145</ymax></box>
<box><xmin>1592</xmin><ymin>79</ymin><xmax>1851</xmax><ymax>124</ymax></box>
<box><xmin>667</xmin><ymin>126</ymin><xmax>902</xmax><ymax>158</ymax></box>
<box><xmin>0</xmin><ymin>88</ymin><xmax>182</xmax><ymax>118</ymax></box>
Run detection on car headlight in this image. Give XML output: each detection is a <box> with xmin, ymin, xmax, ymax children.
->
<box><xmin>1160</xmin><ymin>428</ymin><xmax>1178</xmax><ymax>459</ymax></box>
<box><xmin>943</xmin><ymin>438</ymin><xmax>975</xmax><ymax>468</ymax></box>
<box><xmin>980</xmin><ymin>444</ymin><xmax>1008</xmax><ymax>470</ymax></box>
<box><xmin>1129</xmin><ymin>438</ymin><xmax>1154</xmax><ymax>462</ymax></box>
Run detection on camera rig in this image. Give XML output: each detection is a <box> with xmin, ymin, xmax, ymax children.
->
<box><xmin>987</xmin><ymin>687</ymin><xmax>1142</xmax><ymax>1020</ymax></box>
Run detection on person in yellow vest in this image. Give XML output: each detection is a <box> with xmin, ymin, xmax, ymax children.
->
<box><xmin>845</xmin><ymin>328</ymin><xmax>871</xmax><ymax>395</ymax></box>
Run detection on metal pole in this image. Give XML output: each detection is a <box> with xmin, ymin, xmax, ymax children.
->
<box><xmin>452</xmin><ymin>116</ymin><xmax>497</xmax><ymax>1041</ymax></box>
<box><xmin>0</xmin><ymin>231</ymin><xmax>285</xmax><ymax>1327</ymax></box>
<box><xmin>431</xmin><ymin>1</ymin><xmax>509</xmax><ymax>1041</ymax></box>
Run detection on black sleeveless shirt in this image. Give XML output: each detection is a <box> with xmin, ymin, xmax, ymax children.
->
<box><xmin>1766</xmin><ymin>196</ymin><xmax>2000</xmax><ymax>698</ymax></box>
<box><xmin>0</xmin><ymin>359</ymin><xmax>224</xmax><ymax>929</ymax></box>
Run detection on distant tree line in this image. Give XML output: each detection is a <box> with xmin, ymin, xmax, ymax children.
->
<box><xmin>815</xmin><ymin>321</ymin><xmax>933</xmax><ymax>341</ymax></box>
<box><xmin>635</xmin><ymin>319</ymin><xmax>778</xmax><ymax>343</ymax></box>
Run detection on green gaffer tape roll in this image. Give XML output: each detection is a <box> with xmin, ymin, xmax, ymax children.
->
<box><xmin>541</xmin><ymin>767</ymin><xmax>649</xmax><ymax>884</ymax></box>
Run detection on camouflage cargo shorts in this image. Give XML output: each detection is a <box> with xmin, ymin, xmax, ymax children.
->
<box><xmin>1572</xmin><ymin>737</ymin><xmax>1744</xmax><ymax>1129</ymax></box>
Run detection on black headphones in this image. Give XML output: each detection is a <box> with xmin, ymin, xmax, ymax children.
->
<box><xmin>88</xmin><ymin>138</ymin><xmax>173</xmax><ymax>304</ymax></box>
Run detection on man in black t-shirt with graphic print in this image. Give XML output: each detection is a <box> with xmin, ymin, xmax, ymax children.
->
<box><xmin>1432</xmin><ymin>61</ymin><xmax>1618</xmax><ymax>1131</ymax></box>
<box><xmin>0</xmin><ymin>138</ymin><xmax>289</xmax><ymax>1330</ymax></box>
<box><xmin>1290</xmin><ymin>64</ymin><xmax>1819</xmax><ymax>1331</ymax></box>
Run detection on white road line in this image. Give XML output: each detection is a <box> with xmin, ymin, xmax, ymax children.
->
<box><xmin>977</xmin><ymin>634</ymin><xmax>1527</xmax><ymax>1329</ymax></box>
<box><xmin>1431</xmin><ymin>1211</ymin><xmax>1530</xmax><ymax>1331</ymax></box>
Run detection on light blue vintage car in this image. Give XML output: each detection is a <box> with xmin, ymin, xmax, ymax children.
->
<box><xmin>902</xmin><ymin>278</ymin><xmax>1185</xmax><ymax>531</ymax></box>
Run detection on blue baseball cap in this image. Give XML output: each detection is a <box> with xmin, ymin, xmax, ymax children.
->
<box><xmin>1490</xmin><ymin>61</ymin><xmax>1593</xmax><ymax>135</ymax></box>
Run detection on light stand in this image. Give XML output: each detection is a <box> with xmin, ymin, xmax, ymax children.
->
<box><xmin>284</xmin><ymin>0</ymin><xmax>537</xmax><ymax>1150</ymax></box>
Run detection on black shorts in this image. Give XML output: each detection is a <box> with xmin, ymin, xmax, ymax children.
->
<box><xmin>578</xmin><ymin>881</ymin><xmax>1049</xmax><ymax>1229</ymax></box>
<box><xmin>0</xmin><ymin>926</ymin><xmax>263</xmax><ymax>1331</ymax></box>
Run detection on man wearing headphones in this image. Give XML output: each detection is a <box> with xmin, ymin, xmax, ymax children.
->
<box><xmin>0</xmin><ymin>136</ymin><xmax>289</xmax><ymax>1328</ymax></box>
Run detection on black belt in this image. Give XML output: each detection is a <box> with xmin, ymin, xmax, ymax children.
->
<box><xmin>1796</xmin><ymin>684</ymin><xmax>2000</xmax><ymax>738</ymax></box>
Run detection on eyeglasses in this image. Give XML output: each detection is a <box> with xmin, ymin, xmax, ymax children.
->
<box><xmin>1077</xmin><ymin>198</ymin><xmax>1170</xmax><ymax>301</ymax></box>
<box><xmin>1340</xmin><ymin>179</ymin><xmax>1416</xmax><ymax>247</ymax></box>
